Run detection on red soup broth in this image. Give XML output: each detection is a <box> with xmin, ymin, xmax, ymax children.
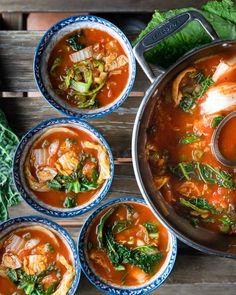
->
<box><xmin>0</xmin><ymin>226</ymin><xmax>73</xmax><ymax>295</ymax></box>
<box><xmin>218</xmin><ymin>116</ymin><xmax>236</xmax><ymax>162</ymax></box>
<box><xmin>25</xmin><ymin>126</ymin><xmax>107</xmax><ymax>208</ymax></box>
<box><xmin>86</xmin><ymin>202</ymin><xmax>169</xmax><ymax>287</ymax></box>
<box><xmin>146</xmin><ymin>51</ymin><xmax>236</xmax><ymax>234</ymax></box>
<box><xmin>48</xmin><ymin>28</ymin><xmax>129</xmax><ymax>109</ymax></box>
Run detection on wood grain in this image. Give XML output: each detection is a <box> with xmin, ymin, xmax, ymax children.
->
<box><xmin>0</xmin><ymin>0</ymin><xmax>208</xmax><ymax>13</ymax></box>
<box><xmin>0</xmin><ymin>95</ymin><xmax>141</xmax><ymax>158</ymax></box>
<box><xmin>0</xmin><ymin>31</ymin><xmax>149</xmax><ymax>92</ymax></box>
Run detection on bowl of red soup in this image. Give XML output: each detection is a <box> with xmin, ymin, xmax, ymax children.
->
<box><xmin>78</xmin><ymin>197</ymin><xmax>177</xmax><ymax>294</ymax></box>
<box><xmin>34</xmin><ymin>15</ymin><xmax>136</xmax><ymax>119</ymax></box>
<box><xmin>0</xmin><ymin>216</ymin><xmax>80</xmax><ymax>295</ymax></box>
<box><xmin>13</xmin><ymin>118</ymin><xmax>114</xmax><ymax>217</ymax></box>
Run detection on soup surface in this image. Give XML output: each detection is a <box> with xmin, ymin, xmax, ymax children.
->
<box><xmin>0</xmin><ymin>225</ymin><xmax>74</xmax><ymax>294</ymax></box>
<box><xmin>147</xmin><ymin>51</ymin><xmax>236</xmax><ymax>234</ymax></box>
<box><xmin>87</xmin><ymin>202</ymin><xmax>169</xmax><ymax>287</ymax></box>
<box><xmin>48</xmin><ymin>28</ymin><xmax>129</xmax><ymax>109</ymax></box>
<box><xmin>24</xmin><ymin>126</ymin><xmax>110</xmax><ymax>208</ymax></box>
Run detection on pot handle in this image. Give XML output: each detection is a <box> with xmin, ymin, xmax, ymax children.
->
<box><xmin>133</xmin><ymin>10</ymin><xmax>219</xmax><ymax>83</ymax></box>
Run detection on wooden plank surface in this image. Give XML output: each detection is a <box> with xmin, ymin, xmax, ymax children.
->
<box><xmin>0</xmin><ymin>31</ymin><xmax>149</xmax><ymax>93</ymax></box>
<box><xmin>0</xmin><ymin>0</ymin><xmax>208</xmax><ymax>13</ymax></box>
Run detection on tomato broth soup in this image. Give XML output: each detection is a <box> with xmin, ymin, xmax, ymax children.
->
<box><xmin>48</xmin><ymin>28</ymin><xmax>129</xmax><ymax>109</ymax></box>
<box><xmin>0</xmin><ymin>226</ymin><xmax>74</xmax><ymax>294</ymax></box>
<box><xmin>86</xmin><ymin>202</ymin><xmax>169</xmax><ymax>287</ymax></box>
<box><xmin>24</xmin><ymin>126</ymin><xmax>110</xmax><ymax>208</ymax></box>
<box><xmin>146</xmin><ymin>51</ymin><xmax>236</xmax><ymax>235</ymax></box>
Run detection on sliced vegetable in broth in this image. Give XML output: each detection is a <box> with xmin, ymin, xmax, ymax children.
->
<box><xmin>48</xmin><ymin>28</ymin><xmax>129</xmax><ymax>109</ymax></box>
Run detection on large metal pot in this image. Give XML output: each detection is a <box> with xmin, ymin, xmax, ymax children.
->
<box><xmin>132</xmin><ymin>10</ymin><xmax>236</xmax><ymax>258</ymax></box>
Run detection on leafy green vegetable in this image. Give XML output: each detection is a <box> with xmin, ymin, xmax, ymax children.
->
<box><xmin>220</xmin><ymin>215</ymin><xmax>235</xmax><ymax>225</ymax></box>
<box><xmin>133</xmin><ymin>0</ymin><xmax>236</xmax><ymax>68</ymax></box>
<box><xmin>211</xmin><ymin>115</ymin><xmax>224</xmax><ymax>128</ymax></box>
<box><xmin>180</xmin><ymin>198</ymin><xmax>209</xmax><ymax>214</ymax></box>
<box><xmin>105</xmin><ymin>229</ymin><xmax>162</xmax><ymax>274</ymax></box>
<box><xmin>179</xmin><ymin>133</ymin><xmax>201</xmax><ymax>144</ymax></box>
<box><xmin>7</xmin><ymin>266</ymin><xmax>58</xmax><ymax>295</ymax></box>
<box><xmin>143</xmin><ymin>222</ymin><xmax>159</xmax><ymax>239</ymax></box>
<box><xmin>47</xmin><ymin>153</ymin><xmax>99</xmax><ymax>194</ymax></box>
<box><xmin>67</xmin><ymin>32</ymin><xmax>85</xmax><ymax>51</ymax></box>
<box><xmin>179</xmin><ymin>198</ymin><xmax>218</xmax><ymax>217</ymax></box>
<box><xmin>202</xmin><ymin>0</ymin><xmax>236</xmax><ymax>25</ymax></box>
<box><xmin>219</xmin><ymin>215</ymin><xmax>235</xmax><ymax>233</ymax></box>
<box><xmin>63</xmin><ymin>196</ymin><xmax>77</xmax><ymax>208</ymax></box>
<box><xmin>179</xmin><ymin>74</ymin><xmax>214</xmax><ymax>112</ymax></box>
<box><xmin>0</xmin><ymin>110</ymin><xmax>20</xmax><ymax>222</ymax></box>
<box><xmin>189</xmin><ymin>198</ymin><xmax>214</xmax><ymax>211</ymax></box>
<box><xmin>50</xmin><ymin>56</ymin><xmax>62</xmax><ymax>73</ymax></box>
<box><xmin>112</xmin><ymin>220</ymin><xmax>130</xmax><ymax>234</ymax></box>
<box><xmin>97</xmin><ymin>208</ymin><xmax>115</xmax><ymax>248</ymax></box>
<box><xmin>7</xmin><ymin>268</ymin><xmax>18</xmax><ymax>282</ymax></box>
<box><xmin>170</xmin><ymin>161</ymin><xmax>236</xmax><ymax>189</ymax></box>
<box><xmin>65</xmin><ymin>138</ymin><xmax>77</xmax><ymax>145</ymax></box>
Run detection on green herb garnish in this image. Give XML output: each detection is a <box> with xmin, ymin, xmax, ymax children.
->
<box><xmin>179</xmin><ymin>133</ymin><xmax>201</xmax><ymax>144</ymax></box>
<box><xmin>179</xmin><ymin>74</ymin><xmax>214</xmax><ymax>112</ymax></box>
<box><xmin>7</xmin><ymin>265</ymin><xmax>58</xmax><ymax>295</ymax></box>
<box><xmin>67</xmin><ymin>32</ymin><xmax>85</xmax><ymax>51</ymax></box>
<box><xmin>211</xmin><ymin>115</ymin><xmax>224</xmax><ymax>128</ymax></box>
<box><xmin>170</xmin><ymin>161</ymin><xmax>236</xmax><ymax>190</ymax></box>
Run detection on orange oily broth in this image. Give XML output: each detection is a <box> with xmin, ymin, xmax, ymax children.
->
<box><xmin>218</xmin><ymin>116</ymin><xmax>236</xmax><ymax>162</ymax></box>
<box><xmin>87</xmin><ymin>203</ymin><xmax>169</xmax><ymax>287</ymax></box>
<box><xmin>147</xmin><ymin>52</ymin><xmax>236</xmax><ymax>233</ymax></box>
<box><xmin>0</xmin><ymin>227</ymin><xmax>72</xmax><ymax>294</ymax></box>
<box><xmin>48</xmin><ymin>28</ymin><xmax>129</xmax><ymax>107</ymax></box>
<box><xmin>28</xmin><ymin>127</ymin><xmax>101</xmax><ymax>208</ymax></box>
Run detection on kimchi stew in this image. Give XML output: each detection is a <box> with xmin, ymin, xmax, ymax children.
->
<box><xmin>48</xmin><ymin>28</ymin><xmax>129</xmax><ymax>109</ymax></box>
<box><xmin>0</xmin><ymin>225</ymin><xmax>75</xmax><ymax>294</ymax></box>
<box><xmin>147</xmin><ymin>51</ymin><xmax>236</xmax><ymax>234</ymax></box>
<box><xmin>87</xmin><ymin>202</ymin><xmax>169</xmax><ymax>286</ymax></box>
<box><xmin>24</xmin><ymin>126</ymin><xmax>111</xmax><ymax>208</ymax></box>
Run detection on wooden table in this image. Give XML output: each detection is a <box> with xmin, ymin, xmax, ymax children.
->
<box><xmin>0</xmin><ymin>1</ymin><xmax>236</xmax><ymax>294</ymax></box>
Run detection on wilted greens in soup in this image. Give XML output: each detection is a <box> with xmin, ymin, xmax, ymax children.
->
<box><xmin>24</xmin><ymin>126</ymin><xmax>110</xmax><ymax>208</ymax></box>
<box><xmin>0</xmin><ymin>226</ymin><xmax>74</xmax><ymax>294</ymax></box>
<box><xmin>87</xmin><ymin>202</ymin><xmax>169</xmax><ymax>286</ymax></box>
<box><xmin>48</xmin><ymin>28</ymin><xmax>129</xmax><ymax>109</ymax></box>
<box><xmin>147</xmin><ymin>51</ymin><xmax>236</xmax><ymax>234</ymax></box>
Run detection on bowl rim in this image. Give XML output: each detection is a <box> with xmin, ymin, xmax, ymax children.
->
<box><xmin>33</xmin><ymin>14</ymin><xmax>136</xmax><ymax>120</ymax></box>
<box><xmin>13</xmin><ymin>117</ymin><xmax>114</xmax><ymax>218</ymax></box>
<box><xmin>78</xmin><ymin>196</ymin><xmax>177</xmax><ymax>295</ymax></box>
<box><xmin>0</xmin><ymin>215</ymin><xmax>81</xmax><ymax>295</ymax></box>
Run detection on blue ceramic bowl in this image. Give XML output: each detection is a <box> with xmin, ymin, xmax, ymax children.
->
<box><xmin>78</xmin><ymin>196</ymin><xmax>177</xmax><ymax>295</ymax></box>
<box><xmin>34</xmin><ymin>15</ymin><xmax>136</xmax><ymax>120</ymax></box>
<box><xmin>0</xmin><ymin>216</ymin><xmax>80</xmax><ymax>294</ymax></box>
<box><xmin>13</xmin><ymin>117</ymin><xmax>114</xmax><ymax>218</ymax></box>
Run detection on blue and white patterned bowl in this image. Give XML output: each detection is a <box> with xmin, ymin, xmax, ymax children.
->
<box><xmin>0</xmin><ymin>216</ymin><xmax>80</xmax><ymax>294</ymax></box>
<box><xmin>34</xmin><ymin>15</ymin><xmax>136</xmax><ymax>120</ymax></box>
<box><xmin>78</xmin><ymin>196</ymin><xmax>177</xmax><ymax>295</ymax></box>
<box><xmin>13</xmin><ymin>117</ymin><xmax>114</xmax><ymax>218</ymax></box>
